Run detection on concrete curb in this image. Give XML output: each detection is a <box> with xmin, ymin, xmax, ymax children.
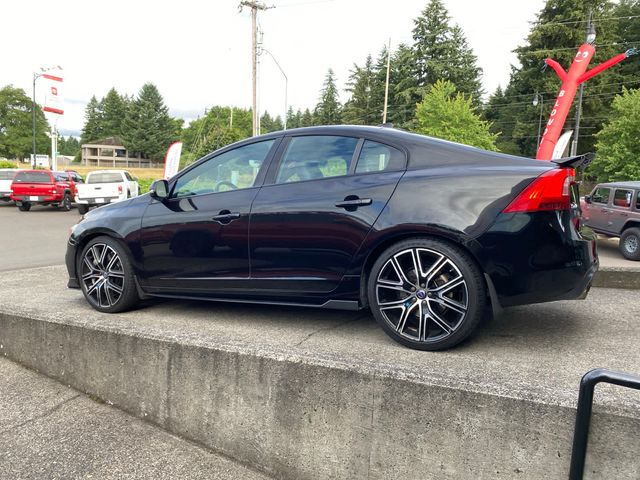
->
<box><xmin>592</xmin><ymin>266</ymin><xmax>640</xmax><ymax>289</ymax></box>
<box><xmin>1</xmin><ymin>311</ymin><xmax>640</xmax><ymax>480</ymax></box>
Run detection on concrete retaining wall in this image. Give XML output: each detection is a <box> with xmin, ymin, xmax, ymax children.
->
<box><xmin>1</xmin><ymin>312</ymin><xmax>639</xmax><ymax>479</ymax></box>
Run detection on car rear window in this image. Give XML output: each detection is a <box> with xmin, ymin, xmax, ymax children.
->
<box><xmin>613</xmin><ymin>189</ymin><xmax>632</xmax><ymax>208</ymax></box>
<box><xmin>355</xmin><ymin>140</ymin><xmax>405</xmax><ymax>174</ymax></box>
<box><xmin>13</xmin><ymin>171</ymin><xmax>52</xmax><ymax>183</ymax></box>
<box><xmin>0</xmin><ymin>170</ymin><xmax>18</xmax><ymax>180</ymax></box>
<box><xmin>88</xmin><ymin>172</ymin><xmax>123</xmax><ymax>184</ymax></box>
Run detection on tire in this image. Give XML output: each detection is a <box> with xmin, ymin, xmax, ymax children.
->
<box><xmin>78</xmin><ymin>236</ymin><xmax>140</xmax><ymax>313</ymax></box>
<box><xmin>619</xmin><ymin>227</ymin><xmax>640</xmax><ymax>261</ymax></box>
<box><xmin>367</xmin><ymin>237</ymin><xmax>486</xmax><ymax>351</ymax></box>
<box><xmin>18</xmin><ymin>202</ymin><xmax>31</xmax><ymax>212</ymax></box>
<box><xmin>60</xmin><ymin>193</ymin><xmax>72</xmax><ymax>211</ymax></box>
<box><xmin>77</xmin><ymin>204</ymin><xmax>89</xmax><ymax>215</ymax></box>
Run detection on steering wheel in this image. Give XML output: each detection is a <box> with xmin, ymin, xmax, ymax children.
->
<box><xmin>214</xmin><ymin>181</ymin><xmax>239</xmax><ymax>192</ymax></box>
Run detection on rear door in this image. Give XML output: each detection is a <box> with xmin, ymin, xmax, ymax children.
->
<box><xmin>248</xmin><ymin>135</ymin><xmax>406</xmax><ymax>295</ymax></box>
<box><xmin>610</xmin><ymin>188</ymin><xmax>633</xmax><ymax>233</ymax></box>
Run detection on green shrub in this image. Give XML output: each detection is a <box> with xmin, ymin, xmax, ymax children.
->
<box><xmin>0</xmin><ymin>160</ymin><xmax>19</xmax><ymax>168</ymax></box>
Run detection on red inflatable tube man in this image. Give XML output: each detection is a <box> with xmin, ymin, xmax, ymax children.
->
<box><xmin>536</xmin><ymin>45</ymin><xmax>637</xmax><ymax>160</ymax></box>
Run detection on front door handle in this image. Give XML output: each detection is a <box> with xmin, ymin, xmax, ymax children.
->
<box><xmin>212</xmin><ymin>210</ymin><xmax>241</xmax><ymax>224</ymax></box>
<box><xmin>335</xmin><ymin>197</ymin><xmax>372</xmax><ymax>209</ymax></box>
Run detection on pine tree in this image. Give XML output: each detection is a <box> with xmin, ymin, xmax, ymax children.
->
<box><xmin>301</xmin><ymin>108</ymin><xmax>314</xmax><ymax>127</ymax></box>
<box><xmin>122</xmin><ymin>83</ymin><xmax>176</xmax><ymax>160</ymax></box>
<box><xmin>101</xmin><ymin>88</ymin><xmax>128</xmax><ymax>138</ymax></box>
<box><xmin>342</xmin><ymin>55</ymin><xmax>378</xmax><ymax>125</ymax></box>
<box><xmin>81</xmin><ymin>95</ymin><xmax>103</xmax><ymax>144</ymax></box>
<box><xmin>315</xmin><ymin>69</ymin><xmax>342</xmax><ymax>125</ymax></box>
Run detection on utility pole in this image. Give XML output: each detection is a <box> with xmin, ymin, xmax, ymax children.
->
<box><xmin>239</xmin><ymin>1</ymin><xmax>271</xmax><ymax>136</ymax></box>
<box><xmin>382</xmin><ymin>38</ymin><xmax>391</xmax><ymax>124</ymax></box>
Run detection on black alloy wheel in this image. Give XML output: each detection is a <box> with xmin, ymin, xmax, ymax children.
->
<box><xmin>620</xmin><ymin>228</ymin><xmax>640</xmax><ymax>261</ymax></box>
<box><xmin>368</xmin><ymin>238</ymin><xmax>486</xmax><ymax>350</ymax></box>
<box><xmin>79</xmin><ymin>236</ymin><xmax>139</xmax><ymax>312</ymax></box>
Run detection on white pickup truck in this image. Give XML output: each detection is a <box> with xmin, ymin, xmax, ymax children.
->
<box><xmin>75</xmin><ymin>170</ymin><xmax>139</xmax><ymax>214</ymax></box>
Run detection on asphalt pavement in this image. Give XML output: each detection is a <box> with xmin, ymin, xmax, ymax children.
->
<box><xmin>0</xmin><ymin>202</ymin><xmax>80</xmax><ymax>272</ymax></box>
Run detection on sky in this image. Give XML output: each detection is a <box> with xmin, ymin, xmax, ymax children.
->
<box><xmin>4</xmin><ymin>0</ymin><xmax>545</xmax><ymax>136</ymax></box>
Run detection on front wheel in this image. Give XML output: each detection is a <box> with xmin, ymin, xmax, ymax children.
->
<box><xmin>367</xmin><ymin>238</ymin><xmax>486</xmax><ymax>351</ymax></box>
<box><xmin>78</xmin><ymin>236</ymin><xmax>140</xmax><ymax>313</ymax></box>
<box><xmin>620</xmin><ymin>228</ymin><xmax>640</xmax><ymax>261</ymax></box>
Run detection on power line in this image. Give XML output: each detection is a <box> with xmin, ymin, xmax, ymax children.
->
<box><xmin>533</xmin><ymin>14</ymin><xmax>640</xmax><ymax>28</ymax></box>
<box><xmin>519</xmin><ymin>40</ymin><xmax>639</xmax><ymax>57</ymax></box>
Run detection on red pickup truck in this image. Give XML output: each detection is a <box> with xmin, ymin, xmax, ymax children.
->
<box><xmin>10</xmin><ymin>170</ymin><xmax>77</xmax><ymax>211</ymax></box>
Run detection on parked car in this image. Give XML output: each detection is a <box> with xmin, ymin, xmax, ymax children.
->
<box><xmin>75</xmin><ymin>170</ymin><xmax>139</xmax><ymax>214</ymax></box>
<box><xmin>65</xmin><ymin>170</ymin><xmax>84</xmax><ymax>184</ymax></box>
<box><xmin>0</xmin><ymin>168</ymin><xmax>23</xmax><ymax>202</ymax></box>
<box><xmin>11</xmin><ymin>170</ymin><xmax>77</xmax><ymax>211</ymax></box>
<box><xmin>581</xmin><ymin>181</ymin><xmax>640</xmax><ymax>260</ymax></box>
<box><xmin>66</xmin><ymin>126</ymin><xmax>598</xmax><ymax>350</ymax></box>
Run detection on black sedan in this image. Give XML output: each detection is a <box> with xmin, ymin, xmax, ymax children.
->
<box><xmin>66</xmin><ymin>126</ymin><xmax>598</xmax><ymax>350</ymax></box>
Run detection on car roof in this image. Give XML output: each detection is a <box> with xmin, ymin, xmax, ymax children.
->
<box><xmin>87</xmin><ymin>170</ymin><xmax>127</xmax><ymax>174</ymax></box>
<box><xmin>597</xmin><ymin>181</ymin><xmax>640</xmax><ymax>189</ymax></box>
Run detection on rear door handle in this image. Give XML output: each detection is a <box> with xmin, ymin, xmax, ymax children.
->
<box><xmin>212</xmin><ymin>211</ymin><xmax>241</xmax><ymax>224</ymax></box>
<box><xmin>335</xmin><ymin>198</ymin><xmax>372</xmax><ymax>209</ymax></box>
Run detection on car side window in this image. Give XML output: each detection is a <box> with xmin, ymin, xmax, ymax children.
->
<box><xmin>591</xmin><ymin>187</ymin><xmax>611</xmax><ymax>205</ymax></box>
<box><xmin>275</xmin><ymin>136</ymin><xmax>358</xmax><ymax>184</ymax></box>
<box><xmin>172</xmin><ymin>140</ymin><xmax>274</xmax><ymax>198</ymax></box>
<box><xmin>613</xmin><ymin>189</ymin><xmax>632</xmax><ymax>208</ymax></box>
<box><xmin>355</xmin><ymin>140</ymin><xmax>405</xmax><ymax>174</ymax></box>
<box><xmin>636</xmin><ymin>191</ymin><xmax>640</xmax><ymax>210</ymax></box>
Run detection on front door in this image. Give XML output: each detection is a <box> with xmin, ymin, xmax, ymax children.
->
<box><xmin>586</xmin><ymin>186</ymin><xmax>613</xmax><ymax>233</ymax></box>
<box><xmin>139</xmin><ymin>138</ymin><xmax>278</xmax><ymax>294</ymax></box>
<box><xmin>249</xmin><ymin>135</ymin><xmax>406</xmax><ymax>295</ymax></box>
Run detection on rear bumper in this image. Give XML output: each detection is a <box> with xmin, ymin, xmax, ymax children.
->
<box><xmin>11</xmin><ymin>194</ymin><xmax>62</xmax><ymax>204</ymax></box>
<box><xmin>477</xmin><ymin>211</ymin><xmax>599</xmax><ymax>308</ymax></box>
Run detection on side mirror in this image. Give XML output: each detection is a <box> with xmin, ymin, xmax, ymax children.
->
<box><xmin>584</xmin><ymin>195</ymin><xmax>592</xmax><ymax>204</ymax></box>
<box><xmin>133</xmin><ymin>176</ymin><xmax>139</xmax><ymax>182</ymax></box>
<box><xmin>150</xmin><ymin>179</ymin><xmax>169</xmax><ymax>200</ymax></box>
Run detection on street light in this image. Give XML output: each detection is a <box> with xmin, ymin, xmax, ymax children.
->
<box><xmin>259</xmin><ymin>48</ymin><xmax>288</xmax><ymax>130</ymax></box>
<box><xmin>533</xmin><ymin>92</ymin><xmax>544</xmax><ymax>150</ymax></box>
<box><xmin>32</xmin><ymin>65</ymin><xmax>62</xmax><ymax>168</ymax></box>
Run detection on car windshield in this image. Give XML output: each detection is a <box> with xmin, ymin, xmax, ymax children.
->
<box><xmin>88</xmin><ymin>172</ymin><xmax>123</xmax><ymax>184</ymax></box>
<box><xmin>13</xmin><ymin>171</ymin><xmax>51</xmax><ymax>183</ymax></box>
<box><xmin>0</xmin><ymin>170</ymin><xmax>18</xmax><ymax>180</ymax></box>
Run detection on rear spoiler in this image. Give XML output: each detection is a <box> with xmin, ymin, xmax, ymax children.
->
<box><xmin>551</xmin><ymin>153</ymin><xmax>594</xmax><ymax>169</ymax></box>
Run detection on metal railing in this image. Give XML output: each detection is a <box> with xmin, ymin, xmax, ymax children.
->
<box><xmin>569</xmin><ymin>368</ymin><xmax>640</xmax><ymax>479</ymax></box>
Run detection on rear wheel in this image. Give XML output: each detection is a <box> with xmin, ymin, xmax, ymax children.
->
<box><xmin>367</xmin><ymin>238</ymin><xmax>486</xmax><ymax>351</ymax></box>
<box><xmin>77</xmin><ymin>204</ymin><xmax>89</xmax><ymax>215</ymax></box>
<box><xmin>78</xmin><ymin>236</ymin><xmax>140</xmax><ymax>313</ymax></box>
<box><xmin>620</xmin><ymin>228</ymin><xmax>640</xmax><ymax>261</ymax></box>
<box><xmin>18</xmin><ymin>202</ymin><xmax>31</xmax><ymax>212</ymax></box>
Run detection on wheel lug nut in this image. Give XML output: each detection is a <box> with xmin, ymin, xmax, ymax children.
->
<box><xmin>411</xmin><ymin>287</ymin><xmax>416</xmax><ymax>291</ymax></box>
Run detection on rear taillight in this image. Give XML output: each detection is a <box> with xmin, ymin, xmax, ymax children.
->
<box><xmin>503</xmin><ymin>168</ymin><xmax>575</xmax><ymax>213</ymax></box>
<box><xmin>118</xmin><ymin>185</ymin><xmax>123</xmax><ymax>194</ymax></box>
